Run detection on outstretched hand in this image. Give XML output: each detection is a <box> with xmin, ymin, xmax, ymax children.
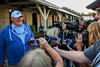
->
<box><xmin>74</xmin><ymin>34</ymin><xmax>83</xmax><ymax>51</ymax></box>
<box><xmin>38</xmin><ymin>37</ymin><xmax>50</xmax><ymax>49</ymax></box>
<box><xmin>75</xmin><ymin>34</ymin><xmax>83</xmax><ymax>43</ymax></box>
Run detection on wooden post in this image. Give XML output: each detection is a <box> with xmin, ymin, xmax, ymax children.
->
<box><xmin>57</xmin><ymin>11</ymin><xmax>62</xmax><ymax>22</ymax></box>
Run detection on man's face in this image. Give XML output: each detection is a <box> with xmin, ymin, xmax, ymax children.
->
<box><xmin>62</xmin><ymin>24</ymin><xmax>66</xmax><ymax>30</ymax></box>
<box><xmin>11</xmin><ymin>16</ymin><xmax>23</xmax><ymax>26</ymax></box>
<box><xmin>95</xmin><ymin>11</ymin><xmax>100</xmax><ymax>21</ymax></box>
<box><xmin>79</xmin><ymin>21</ymin><xmax>84</xmax><ymax>29</ymax></box>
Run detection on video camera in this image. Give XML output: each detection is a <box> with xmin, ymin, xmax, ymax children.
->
<box><xmin>64</xmin><ymin>21</ymin><xmax>79</xmax><ymax>31</ymax></box>
<box><xmin>29</xmin><ymin>36</ymin><xmax>58</xmax><ymax>48</ymax></box>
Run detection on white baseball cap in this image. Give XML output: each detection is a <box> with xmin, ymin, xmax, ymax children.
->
<box><xmin>11</xmin><ymin>10</ymin><xmax>22</xmax><ymax>18</ymax></box>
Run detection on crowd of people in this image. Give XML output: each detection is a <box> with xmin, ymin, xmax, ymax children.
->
<box><xmin>0</xmin><ymin>3</ymin><xmax>100</xmax><ymax>67</ymax></box>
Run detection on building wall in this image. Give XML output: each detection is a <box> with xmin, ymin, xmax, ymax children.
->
<box><xmin>40</xmin><ymin>15</ymin><xmax>44</xmax><ymax>26</ymax></box>
<box><xmin>47</xmin><ymin>15</ymin><xmax>52</xmax><ymax>27</ymax></box>
<box><xmin>0</xmin><ymin>9</ymin><xmax>10</xmax><ymax>31</ymax></box>
<box><xmin>22</xmin><ymin>11</ymin><xmax>32</xmax><ymax>25</ymax></box>
<box><xmin>37</xmin><ymin>14</ymin><xmax>45</xmax><ymax>32</ymax></box>
<box><xmin>54</xmin><ymin>15</ymin><xmax>58</xmax><ymax>22</ymax></box>
<box><xmin>62</xmin><ymin>15</ymin><xmax>66</xmax><ymax>22</ymax></box>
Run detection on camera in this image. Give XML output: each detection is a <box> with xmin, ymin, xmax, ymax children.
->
<box><xmin>64</xmin><ymin>21</ymin><xmax>78</xmax><ymax>31</ymax></box>
<box><xmin>29</xmin><ymin>40</ymin><xmax>39</xmax><ymax>47</ymax></box>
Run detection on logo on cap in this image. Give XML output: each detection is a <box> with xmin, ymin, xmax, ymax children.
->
<box><xmin>11</xmin><ymin>10</ymin><xmax>22</xmax><ymax>18</ymax></box>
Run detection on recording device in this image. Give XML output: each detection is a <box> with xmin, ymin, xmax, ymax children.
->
<box><xmin>64</xmin><ymin>21</ymin><xmax>79</xmax><ymax>31</ymax></box>
<box><xmin>29</xmin><ymin>40</ymin><xmax>39</xmax><ymax>47</ymax></box>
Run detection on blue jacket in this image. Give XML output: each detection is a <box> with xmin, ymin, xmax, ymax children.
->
<box><xmin>0</xmin><ymin>24</ymin><xmax>34</xmax><ymax>65</ymax></box>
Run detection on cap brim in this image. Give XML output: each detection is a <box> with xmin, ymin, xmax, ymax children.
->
<box><xmin>86</xmin><ymin>0</ymin><xmax>100</xmax><ymax>10</ymax></box>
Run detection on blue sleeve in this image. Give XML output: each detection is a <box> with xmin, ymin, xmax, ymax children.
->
<box><xmin>26</xmin><ymin>24</ymin><xmax>35</xmax><ymax>38</ymax></box>
<box><xmin>0</xmin><ymin>30</ymin><xmax>5</xmax><ymax>64</ymax></box>
<box><xmin>30</xmin><ymin>28</ymin><xmax>35</xmax><ymax>38</ymax></box>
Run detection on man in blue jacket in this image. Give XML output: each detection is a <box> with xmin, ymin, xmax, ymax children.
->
<box><xmin>0</xmin><ymin>10</ymin><xmax>35</xmax><ymax>67</ymax></box>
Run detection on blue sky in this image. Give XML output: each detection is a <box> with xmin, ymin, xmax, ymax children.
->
<box><xmin>46</xmin><ymin>0</ymin><xmax>95</xmax><ymax>13</ymax></box>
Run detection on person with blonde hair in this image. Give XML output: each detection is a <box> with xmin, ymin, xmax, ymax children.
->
<box><xmin>71</xmin><ymin>22</ymin><xmax>100</xmax><ymax>67</ymax></box>
<box><xmin>18</xmin><ymin>48</ymin><xmax>52</xmax><ymax>67</ymax></box>
<box><xmin>18</xmin><ymin>37</ymin><xmax>64</xmax><ymax>67</ymax></box>
<box><xmin>87</xmin><ymin>22</ymin><xmax>100</xmax><ymax>46</ymax></box>
<box><xmin>75</xmin><ymin>22</ymin><xmax>100</xmax><ymax>50</ymax></box>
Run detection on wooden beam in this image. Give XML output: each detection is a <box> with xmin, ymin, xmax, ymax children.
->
<box><xmin>57</xmin><ymin>11</ymin><xmax>62</xmax><ymax>22</ymax></box>
<box><xmin>43</xmin><ymin>6</ymin><xmax>46</xmax><ymax>20</ymax></box>
<box><xmin>36</xmin><ymin>4</ymin><xmax>45</xmax><ymax>19</ymax></box>
<box><xmin>8</xmin><ymin>1</ymin><xmax>33</xmax><ymax>5</ymax></box>
<box><xmin>36</xmin><ymin>4</ymin><xmax>51</xmax><ymax>31</ymax></box>
<box><xmin>65</xmin><ymin>14</ymin><xmax>68</xmax><ymax>19</ymax></box>
<box><xmin>28</xmin><ymin>6</ymin><xmax>37</xmax><ymax>9</ymax></box>
<box><xmin>46</xmin><ymin>9</ymin><xmax>50</xmax><ymax>19</ymax></box>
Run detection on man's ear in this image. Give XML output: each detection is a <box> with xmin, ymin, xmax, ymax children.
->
<box><xmin>11</xmin><ymin>17</ymin><xmax>13</xmax><ymax>21</ymax></box>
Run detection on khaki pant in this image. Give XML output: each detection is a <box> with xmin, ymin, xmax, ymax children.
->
<box><xmin>8</xmin><ymin>65</ymin><xmax>17</xmax><ymax>67</ymax></box>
